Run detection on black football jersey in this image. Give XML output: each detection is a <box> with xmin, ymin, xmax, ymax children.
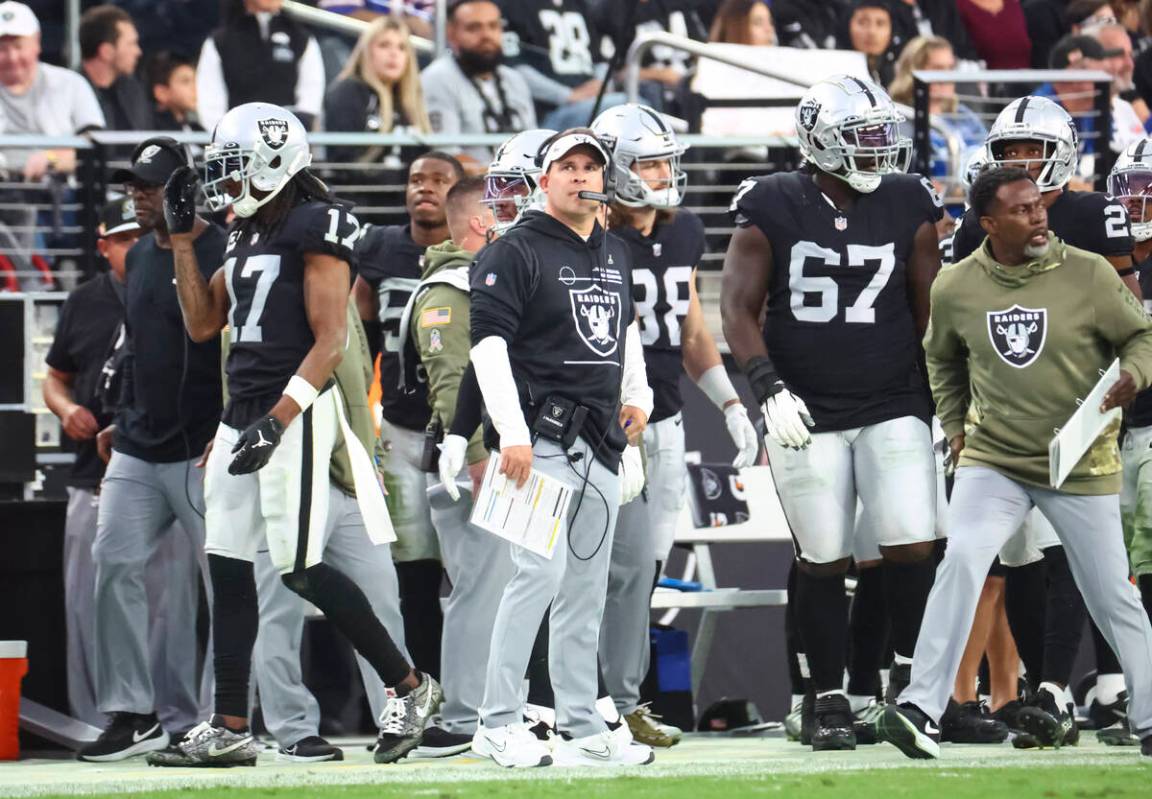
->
<box><xmin>1128</xmin><ymin>255</ymin><xmax>1152</xmax><ymax>428</ymax></box>
<box><xmin>499</xmin><ymin>0</ymin><xmax>600</xmax><ymax>87</ymax></box>
<box><xmin>951</xmin><ymin>189</ymin><xmax>1133</xmax><ymax>263</ymax></box>
<box><xmin>356</xmin><ymin>224</ymin><xmax>432</xmax><ymax>431</ymax></box>
<box><xmin>730</xmin><ymin>170</ymin><xmax>943</xmax><ymax>432</ymax></box>
<box><xmin>223</xmin><ymin>200</ymin><xmax>359</xmax><ymax>428</ymax></box>
<box><xmin>615</xmin><ymin>210</ymin><xmax>706</xmax><ymax>423</ymax></box>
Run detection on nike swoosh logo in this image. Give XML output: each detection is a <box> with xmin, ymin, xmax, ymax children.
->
<box><xmin>133</xmin><ymin>724</ymin><xmax>159</xmax><ymax>743</ymax></box>
<box><xmin>487</xmin><ymin>735</ymin><xmax>506</xmax><ymax>753</ymax></box>
<box><xmin>580</xmin><ymin>745</ymin><xmax>612</xmax><ymax>759</ymax></box>
<box><xmin>208</xmin><ymin>737</ymin><xmax>253</xmax><ymax>757</ymax></box>
<box><xmin>924</xmin><ymin>722</ymin><xmax>939</xmax><ymax>735</ymax></box>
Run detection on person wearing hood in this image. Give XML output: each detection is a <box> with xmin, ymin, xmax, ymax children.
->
<box><xmin>880</xmin><ymin>167</ymin><xmax>1152</xmax><ymax>762</ymax></box>
<box><xmin>468</xmin><ymin>129</ymin><xmax>654</xmax><ymax>768</ymax></box>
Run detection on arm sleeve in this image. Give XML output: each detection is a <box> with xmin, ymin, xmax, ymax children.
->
<box><xmin>1093</xmin><ymin>259</ymin><xmax>1152</xmax><ymax>391</ymax></box>
<box><xmin>620</xmin><ymin>320</ymin><xmax>653</xmax><ymax>416</ymax></box>
<box><xmin>196</xmin><ymin>37</ymin><xmax>229</xmax><ymax>133</ymax></box>
<box><xmin>415</xmin><ymin>287</ymin><xmax>483</xmax><ymax>459</ymax></box>
<box><xmin>294</xmin><ymin>37</ymin><xmax>326</xmax><ymax>119</ymax></box>
<box><xmin>69</xmin><ymin>74</ymin><xmax>106</xmax><ymax>132</ymax></box>
<box><xmin>470</xmin><ymin>335</ymin><xmax>532</xmax><ymax>448</ymax></box>
<box><xmin>449</xmin><ymin>361</ymin><xmax>487</xmax><ymax>462</ymax></box>
<box><xmin>922</xmin><ymin>277</ymin><xmax>970</xmax><ymax>439</ymax></box>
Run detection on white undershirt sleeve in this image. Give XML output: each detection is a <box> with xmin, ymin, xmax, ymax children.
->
<box><xmin>470</xmin><ymin>336</ymin><xmax>532</xmax><ymax>448</ymax></box>
<box><xmin>620</xmin><ymin>321</ymin><xmax>654</xmax><ymax>416</ymax></box>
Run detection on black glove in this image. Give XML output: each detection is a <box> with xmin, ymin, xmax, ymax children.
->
<box><xmin>163</xmin><ymin>165</ymin><xmax>199</xmax><ymax>235</ymax></box>
<box><xmin>229</xmin><ymin>415</ymin><xmax>285</xmax><ymax>475</ymax></box>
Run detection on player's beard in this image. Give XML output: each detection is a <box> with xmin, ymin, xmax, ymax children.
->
<box><xmin>1023</xmin><ymin>239</ymin><xmax>1050</xmax><ymax>259</ymax></box>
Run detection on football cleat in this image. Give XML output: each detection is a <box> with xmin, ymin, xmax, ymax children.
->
<box><xmin>1086</xmin><ymin>691</ymin><xmax>1128</xmax><ymax>730</ymax></box>
<box><xmin>799</xmin><ymin>689</ymin><xmax>816</xmax><ymax>745</ymax></box>
<box><xmin>811</xmin><ymin>693</ymin><xmax>856</xmax><ymax>751</ymax></box>
<box><xmin>146</xmin><ymin>719</ymin><xmax>259</xmax><ymax>767</ymax></box>
<box><xmin>853</xmin><ymin>701</ymin><xmax>884</xmax><ymax>746</ymax></box>
<box><xmin>1097</xmin><ymin>725</ymin><xmax>1141</xmax><ymax>746</ymax></box>
<box><xmin>1016</xmin><ymin>688</ymin><xmax>1074</xmax><ymax>749</ymax></box>
<box><xmin>878</xmin><ymin>703</ymin><xmax>940</xmax><ymax>760</ymax></box>
<box><xmin>940</xmin><ymin>700</ymin><xmax>1010</xmax><ymax>744</ymax></box>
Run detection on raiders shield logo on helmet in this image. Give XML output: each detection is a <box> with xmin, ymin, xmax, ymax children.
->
<box><xmin>569</xmin><ymin>283</ymin><xmax>621</xmax><ymax>357</ymax></box>
<box><xmin>258</xmin><ymin>118</ymin><xmax>290</xmax><ymax>150</ymax></box>
<box><xmin>988</xmin><ymin>304</ymin><xmax>1047</xmax><ymax>368</ymax></box>
<box><xmin>798</xmin><ymin>99</ymin><xmax>821</xmax><ymax>132</ymax></box>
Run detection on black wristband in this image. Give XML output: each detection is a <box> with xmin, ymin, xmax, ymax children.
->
<box><xmin>743</xmin><ymin>355</ymin><xmax>783</xmax><ymax>405</ymax></box>
<box><xmin>1116</xmin><ymin>266</ymin><xmax>1137</xmax><ymax>278</ymax></box>
<box><xmin>362</xmin><ymin>319</ymin><xmax>382</xmax><ymax>362</ymax></box>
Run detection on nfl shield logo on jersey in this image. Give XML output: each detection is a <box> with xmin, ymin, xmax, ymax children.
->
<box><xmin>569</xmin><ymin>283</ymin><xmax>621</xmax><ymax>357</ymax></box>
<box><xmin>987</xmin><ymin>304</ymin><xmax>1047</xmax><ymax>368</ymax></box>
<box><xmin>258</xmin><ymin>118</ymin><xmax>290</xmax><ymax>150</ymax></box>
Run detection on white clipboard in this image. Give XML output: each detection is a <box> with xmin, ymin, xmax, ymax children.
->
<box><xmin>1048</xmin><ymin>359</ymin><xmax>1123</xmax><ymax>489</ymax></box>
<box><xmin>468</xmin><ymin>457</ymin><xmax>575</xmax><ymax>559</ymax></box>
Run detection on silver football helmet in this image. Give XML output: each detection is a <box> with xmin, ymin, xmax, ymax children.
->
<box><xmin>794</xmin><ymin>75</ymin><xmax>911</xmax><ymax>194</ymax></box>
<box><xmin>984</xmin><ymin>96</ymin><xmax>1078</xmax><ymax>193</ymax></box>
<box><xmin>484</xmin><ymin>128</ymin><xmax>555</xmax><ymax>234</ymax></box>
<box><xmin>590</xmin><ymin>103</ymin><xmax>688</xmax><ymax>208</ymax></box>
<box><xmin>960</xmin><ymin>147</ymin><xmax>988</xmax><ymax>193</ymax></box>
<box><xmin>1108</xmin><ymin>139</ymin><xmax>1152</xmax><ymax>242</ymax></box>
<box><xmin>202</xmin><ymin>102</ymin><xmax>312</xmax><ymax>218</ymax></box>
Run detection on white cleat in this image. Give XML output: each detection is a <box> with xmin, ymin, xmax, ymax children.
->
<box><xmin>472</xmin><ymin>723</ymin><xmax>553</xmax><ymax>768</ymax></box>
<box><xmin>551</xmin><ymin>730</ymin><xmax>655</xmax><ymax>767</ymax></box>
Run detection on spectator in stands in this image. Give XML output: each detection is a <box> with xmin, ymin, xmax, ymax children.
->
<box><xmin>838</xmin><ymin>1</ymin><xmax>898</xmax><ymax>87</ymax></box>
<box><xmin>108</xmin><ymin>1</ymin><xmax>220</xmax><ymax>67</ymax></box>
<box><xmin>196</xmin><ymin>0</ymin><xmax>324</xmax><ymax>131</ymax></box>
<box><xmin>888</xmin><ymin>0</ymin><xmax>981</xmax><ymax>63</ymax></box>
<box><xmin>708</xmin><ymin>0</ymin><xmax>776</xmax><ymax>46</ymax></box>
<box><xmin>1093</xmin><ymin>22</ymin><xmax>1148</xmax><ymax>121</ymax></box>
<box><xmin>1067</xmin><ymin>0</ymin><xmax>1120</xmax><ymax>32</ymax></box>
<box><xmin>888</xmin><ymin>36</ymin><xmax>987</xmax><ymax>193</ymax></box>
<box><xmin>79</xmin><ymin>5</ymin><xmax>153</xmax><ymax>132</ymax></box>
<box><xmin>0</xmin><ymin>1</ymin><xmax>104</xmax><ymax>181</ymax></box>
<box><xmin>956</xmin><ymin>0</ymin><xmax>1032</xmax><ymax>71</ymax></box>
<box><xmin>147</xmin><ymin>51</ymin><xmax>202</xmax><ymax>133</ymax></box>
<box><xmin>1117</xmin><ymin>0</ymin><xmax>1150</xmax><ymax>52</ymax></box>
<box><xmin>42</xmin><ymin>197</ymin><xmax>139</xmax><ymax>726</ymax></box>
<box><xmin>772</xmin><ymin>0</ymin><xmax>847</xmax><ymax>49</ymax></box>
<box><xmin>324</xmin><ymin>15</ymin><xmax>430</xmax><ymax>166</ymax></box>
<box><xmin>420</xmin><ymin>0</ymin><xmax>535</xmax><ymax>164</ymax></box>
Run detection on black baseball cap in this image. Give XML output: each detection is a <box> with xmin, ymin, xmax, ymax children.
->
<box><xmin>97</xmin><ymin>196</ymin><xmax>141</xmax><ymax>238</ymax></box>
<box><xmin>1049</xmin><ymin>34</ymin><xmax>1123</xmax><ymax>69</ymax></box>
<box><xmin>110</xmin><ymin>136</ymin><xmax>189</xmax><ymax>186</ymax></box>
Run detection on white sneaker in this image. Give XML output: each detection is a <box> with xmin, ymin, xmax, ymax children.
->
<box><xmin>552</xmin><ymin>730</ymin><xmax>655</xmax><ymax>767</ymax></box>
<box><xmin>595</xmin><ymin>696</ymin><xmax>633</xmax><ymax>748</ymax></box>
<box><xmin>472</xmin><ymin>723</ymin><xmax>553</xmax><ymax>768</ymax></box>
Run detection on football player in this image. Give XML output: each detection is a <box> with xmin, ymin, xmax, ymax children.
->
<box><xmin>150</xmin><ymin>102</ymin><xmax>439</xmax><ymax>767</ymax></box>
<box><xmin>481</xmin><ymin>127</ymin><xmax>555</xmax><ymax>235</ymax></box>
<box><xmin>352</xmin><ymin>152</ymin><xmax>463</xmax><ymax>678</ymax></box>
<box><xmin>954</xmin><ymin>96</ymin><xmax>1134</xmax><ymax>747</ymax></box>
<box><xmin>721</xmin><ymin>75</ymin><xmax>942</xmax><ymax>751</ymax></box>
<box><xmin>591</xmin><ymin>103</ymin><xmax>759</xmax><ymax>747</ymax></box>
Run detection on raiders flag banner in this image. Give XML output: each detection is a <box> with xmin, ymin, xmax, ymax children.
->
<box><xmin>686</xmin><ymin>463</ymin><xmax>750</xmax><ymax>528</ymax></box>
<box><xmin>1049</xmin><ymin>358</ymin><xmax>1122</xmax><ymax>489</ymax></box>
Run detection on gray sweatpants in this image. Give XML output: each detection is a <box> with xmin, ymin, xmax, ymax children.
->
<box><xmin>480</xmin><ymin>436</ymin><xmax>622</xmax><ymax>739</ymax></box>
<box><xmin>430</xmin><ymin>467</ymin><xmax>515</xmax><ymax>734</ymax></box>
<box><xmin>901</xmin><ymin>466</ymin><xmax>1152</xmax><ymax>737</ymax></box>
<box><xmin>253</xmin><ymin>485</ymin><xmax>407</xmax><ymax>747</ymax></box>
<box><xmin>92</xmin><ymin>452</ymin><xmax>210</xmax><ymax>732</ymax></box>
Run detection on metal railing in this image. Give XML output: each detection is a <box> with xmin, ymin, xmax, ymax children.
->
<box><xmin>282</xmin><ymin>0</ymin><xmax>435</xmax><ymax>54</ymax></box>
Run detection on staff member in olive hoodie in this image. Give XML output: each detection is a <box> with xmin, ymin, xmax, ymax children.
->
<box><xmin>879</xmin><ymin>167</ymin><xmax>1152</xmax><ymax>761</ymax></box>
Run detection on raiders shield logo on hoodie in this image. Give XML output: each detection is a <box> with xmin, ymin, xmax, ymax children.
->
<box><xmin>988</xmin><ymin>304</ymin><xmax>1047</xmax><ymax>368</ymax></box>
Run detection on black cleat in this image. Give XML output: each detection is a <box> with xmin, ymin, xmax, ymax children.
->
<box><xmin>811</xmin><ymin>693</ymin><xmax>856</xmax><ymax>751</ymax></box>
<box><xmin>853</xmin><ymin>703</ymin><xmax>883</xmax><ymax>745</ymax></box>
<box><xmin>877</xmin><ymin>702</ymin><xmax>940</xmax><ymax>760</ymax></box>
<box><xmin>799</xmin><ymin>689</ymin><xmax>815</xmax><ymax>746</ymax></box>
<box><xmin>1086</xmin><ymin>691</ymin><xmax>1128</xmax><ymax>731</ymax></box>
<box><xmin>1141</xmin><ymin>734</ymin><xmax>1152</xmax><ymax>758</ymax></box>
<box><xmin>1097</xmin><ymin>726</ymin><xmax>1140</xmax><ymax>746</ymax></box>
<box><xmin>78</xmin><ymin>712</ymin><xmax>169</xmax><ymax>762</ymax></box>
<box><xmin>991</xmin><ymin>699</ymin><xmax>1025</xmax><ymax>731</ymax></box>
<box><xmin>277</xmin><ymin>735</ymin><xmax>343</xmax><ymax>763</ymax></box>
<box><xmin>1016</xmin><ymin>688</ymin><xmax>1073</xmax><ymax>749</ymax></box>
<box><xmin>941</xmin><ymin>700</ymin><xmax>1009</xmax><ymax>744</ymax></box>
<box><xmin>885</xmin><ymin>662</ymin><xmax>911</xmax><ymax>705</ymax></box>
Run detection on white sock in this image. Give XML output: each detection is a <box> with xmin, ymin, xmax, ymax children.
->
<box><xmin>893</xmin><ymin>653</ymin><xmax>914</xmax><ymax>666</ymax></box>
<box><xmin>816</xmin><ymin>689</ymin><xmax>846</xmax><ymax>700</ymax></box>
<box><xmin>1039</xmin><ymin>681</ymin><xmax>1067</xmax><ymax>704</ymax></box>
<box><xmin>525</xmin><ymin>703</ymin><xmax>556</xmax><ymax>728</ymax></box>
<box><xmin>848</xmin><ymin>694</ymin><xmax>874</xmax><ymax>714</ymax></box>
<box><xmin>1095</xmin><ymin>673</ymin><xmax>1126</xmax><ymax>706</ymax></box>
<box><xmin>595</xmin><ymin>695</ymin><xmax>621</xmax><ymax>724</ymax></box>
<box><xmin>791</xmin><ymin>694</ymin><xmax>805</xmax><ymax>712</ymax></box>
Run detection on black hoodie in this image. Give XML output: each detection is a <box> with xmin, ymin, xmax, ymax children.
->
<box><xmin>469</xmin><ymin>210</ymin><xmax>636</xmax><ymax>471</ymax></box>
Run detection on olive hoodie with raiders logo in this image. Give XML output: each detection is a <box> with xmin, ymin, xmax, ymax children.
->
<box><xmin>468</xmin><ymin>209</ymin><xmax>636</xmax><ymax>471</ymax></box>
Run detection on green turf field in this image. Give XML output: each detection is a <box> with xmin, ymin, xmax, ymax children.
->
<box><xmin>5</xmin><ymin>735</ymin><xmax>1148</xmax><ymax>799</ymax></box>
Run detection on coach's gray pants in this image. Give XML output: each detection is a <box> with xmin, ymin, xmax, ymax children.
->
<box><xmin>64</xmin><ymin>487</ymin><xmax>101</xmax><ymax>725</ymax></box>
<box><xmin>901</xmin><ymin>466</ymin><xmax>1152</xmax><ymax>737</ymax></box>
<box><xmin>92</xmin><ymin>452</ymin><xmax>209</xmax><ymax>732</ymax></box>
<box><xmin>480</xmin><ymin>437</ymin><xmax>622</xmax><ymax>739</ymax></box>
<box><xmin>430</xmin><ymin>467</ymin><xmax>515</xmax><ymax>735</ymax></box>
<box><xmin>253</xmin><ymin>485</ymin><xmax>407</xmax><ymax>746</ymax></box>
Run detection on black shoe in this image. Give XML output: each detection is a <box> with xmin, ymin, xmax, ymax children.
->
<box><xmin>78</xmin><ymin>712</ymin><xmax>169</xmax><ymax>762</ymax></box>
<box><xmin>799</xmin><ymin>689</ymin><xmax>815</xmax><ymax>746</ymax></box>
<box><xmin>878</xmin><ymin>703</ymin><xmax>940</xmax><ymax>760</ymax></box>
<box><xmin>1141</xmin><ymin>734</ymin><xmax>1152</xmax><ymax>758</ymax></box>
<box><xmin>412</xmin><ymin>726</ymin><xmax>473</xmax><ymax>758</ymax></box>
<box><xmin>941</xmin><ymin>700</ymin><xmax>1009</xmax><ymax>744</ymax></box>
<box><xmin>1086</xmin><ymin>692</ymin><xmax>1128</xmax><ymax>731</ymax></box>
<box><xmin>853</xmin><ymin>703</ymin><xmax>883</xmax><ymax>746</ymax></box>
<box><xmin>811</xmin><ymin>693</ymin><xmax>856</xmax><ymax>751</ymax></box>
<box><xmin>991</xmin><ymin>699</ymin><xmax>1025</xmax><ymax>731</ymax></box>
<box><xmin>885</xmin><ymin>662</ymin><xmax>911</xmax><ymax>705</ymax></box>
<box><xmin>278</xmin><ymin>736</ymin><xmax>343</xmax><ymax>763</ymax></box>
<box><xmin>1017</xmin><ymin>688</ymin><xmax>1073</xmax><ymax>749</ymax></box>
<box><xmin>1097</xmin><ymin>726</ymin><xmax>1141</xmax><ymax>746</ymax></box>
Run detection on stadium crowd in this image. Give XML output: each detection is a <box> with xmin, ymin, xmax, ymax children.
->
<box><xmin>7</xmin><ymin>0</ymin><xmax>1152</xmax><ymax>774</ymax></box>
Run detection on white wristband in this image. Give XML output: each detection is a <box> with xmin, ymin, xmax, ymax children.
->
<box><xmin>283</xmin><ymin>375</ymin><xmax>319</xmax><ymax>412</ymax></box>
<box><xmin>697</xmin><ymin>364</ymin><xmax>740</xmax><ymax>410</ymax></box>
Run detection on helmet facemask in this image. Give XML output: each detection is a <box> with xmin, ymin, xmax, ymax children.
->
<box><xmin>203</xmin><ymin>143</ymin><xmax>297</xmax><ymax>218</ymax></box>
<box><xmin>1109</xmin><ymin>166</ymin><xmax>1152</xmax><ymax>242</ymax></box>
<box><xmin>615</xmin><ymin>150</ymin><xmax>688</xmax><ymax>208</ymax></box>
<box><xmin>986</xmin><ymin>137</ymin><xmax>1076</xmax><ymax>193</ymax></box>
<box><xmin>482</xmin><ymin>172</ymin><xmax>540</xmax><ymax>234</ymax></box>
<box><xmin>830</xmin><ymin>118</ymin><xmax>912</xmax><ymax>193</ymax></box>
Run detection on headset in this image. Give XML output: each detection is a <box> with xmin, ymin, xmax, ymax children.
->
<box><xmin>533</xmin><ymin>129</ymin><xmax>618</xmax><ymax>205</ymax></box>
